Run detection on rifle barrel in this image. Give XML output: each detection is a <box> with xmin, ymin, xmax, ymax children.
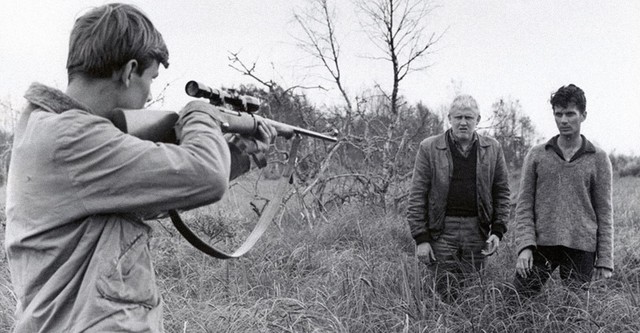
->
<box><xmin>292</xmin><ymin>127</ymin><xmax>338</xmax><ymax>142</ymax></box>
<box><xmin>262</xmin><ymin>118</ymin><xmax>337</xmax><ymax>142</ymax></box>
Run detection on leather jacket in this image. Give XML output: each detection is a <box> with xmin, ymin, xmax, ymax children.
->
<box><xmin>406</xmin><ymin>130</ymin><xmax>510</xmax><ymax>244</ymax></box>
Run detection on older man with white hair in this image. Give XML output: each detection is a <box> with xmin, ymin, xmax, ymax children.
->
<box><xmin>406</xmin><ymin>95</ymin><xmax>511</xmax><ymax>302</ymax></box>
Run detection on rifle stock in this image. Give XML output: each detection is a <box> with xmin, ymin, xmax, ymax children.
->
<box><xmin>111</xmin><ymin>107</ymin><xmax>338</xmax><ymax>143</ymax></box>
<box><xmin>111</xmin><ymin>109</ymin><xmax>179</xmax><ymax>143</ymax></box>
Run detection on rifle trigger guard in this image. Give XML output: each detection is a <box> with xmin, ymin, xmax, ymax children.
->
<box><xmin>251</xmin><ymin>151</ymin><xmax>267</xmax><ymax>169</ymax></box>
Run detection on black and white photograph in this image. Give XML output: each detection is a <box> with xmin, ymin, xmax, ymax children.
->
<box><xmin>0</xmin><ymin>1</ymin><xmax>638</xmax><ymax>332</ymax></box>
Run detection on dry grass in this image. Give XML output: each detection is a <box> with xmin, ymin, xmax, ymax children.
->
<box><xmin>1</xmin><ymin>177</ymin><xmax>639</xmax><ymax>332</ymax></box>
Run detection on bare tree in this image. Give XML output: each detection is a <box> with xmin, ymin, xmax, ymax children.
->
<box><xmin>486</xmin><ymin>98</ymin><xmax>538</xmax><ymax>169</ymax></box>
<box><xmin>293</xmin><ymin>0</ymin><xmax>444</xmax><ymax>211</ymax></box>
<box><xmin>293</xmin><ymin>0</ymin><xmax>354</xmax><ymax>138</ymax></box>
<box><xmin>356</xmin><ymin>0</ymin><xmax>442</xmax><ymax>115</ymax></box>
<box><xmin>358</xmin><ymin>0</ymin><xmax>444</xmax><ymax>211</ymax></box>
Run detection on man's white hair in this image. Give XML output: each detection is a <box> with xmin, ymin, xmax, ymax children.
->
<box><xmin>449</xmin><ymin>95</ymin><xmax>479</xmax><ymax>115</ymax></box>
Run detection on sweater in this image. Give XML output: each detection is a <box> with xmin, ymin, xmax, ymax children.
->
<box><xmin>445</xmin><ymin>134</ymin><xmax>478</xmax><ymax>217</ymax></box>
<box><xmin>513</xmin><ymin>136</ymin><xmax>614</xmax><ymax>270</ymax></box>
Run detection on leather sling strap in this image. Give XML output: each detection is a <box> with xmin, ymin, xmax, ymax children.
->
<box><xmin>168</xmin><ymin>136</ymin><xmax>301</xmax><ymax>259</ymax></box>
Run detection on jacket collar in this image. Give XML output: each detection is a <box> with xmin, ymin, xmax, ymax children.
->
<box><xmin>436</xmin><ymin>129</ymin><xmax>491</xmax><ymax>150</ymax></box>
<box><xmin>23</xmin><ymin>82</ymin><xmax>91</xmax><ymax>114</ymax></box>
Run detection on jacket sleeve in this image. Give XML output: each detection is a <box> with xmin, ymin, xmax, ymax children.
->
<box><xmin>59</xmin><ymin>101</ymin><xmax>241</xmax><ymax>216</ymax></box>
<box><xmin>593</xmin><ymin>152</ymin><xmax>614</xmax><ymax>271</ymax></box>
<box><xmin>406</xmin><ymin>141</ymin><xmax>432</xmax><ymax>244</ymax></box>
<box><xmin>513</xmin><ymin>149</ymin><xmax>538</xmax><ymax>255</ymax></box>
<box><xmin>177</xmin><ymin>103</ymin><xmax>252</xmax><ymax>181</ymax></box>
<box><xmin>490</xmin><ymin>144</ymin><xmax>511</xmax><ymax>239</ymax></box>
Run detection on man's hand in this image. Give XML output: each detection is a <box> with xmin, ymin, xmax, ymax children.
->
<box><xmin>253</xmin><ymin>119</ymin><xmax>277</xmax><ymax>152</ymax></box>
<box><xmin>230</xmin><ymin>119</ymin><xmax>277</xmax><ymax>155</ymax></box>
<box><xmin>516</xmin><ymin>248</ymin><xmax>533</xmax><ymax>278</ymax></box>
<box><xmin>180</xmin><ymin>101</ymin><xmax>277</xmax><ymax>154</ymax></box>
<box><xmin>592</xmin><ymin>267</ymin><xmax>613</xmax><ymax>280</ymax></box>
<box><xmin>416</xmin><ymin>242</ymin><xmax>436</xmax><ymax>264</ymax></box>
<box><xmin>481</xmin><ymin>234</ymin><xmax>500</xmax><ymax>256</ymax></box>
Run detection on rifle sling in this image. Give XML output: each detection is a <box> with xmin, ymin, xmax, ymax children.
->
<box><xmin>168</xmin><ymin>136</ymin><xmax>301</xmax><ymax>259</ymax></box>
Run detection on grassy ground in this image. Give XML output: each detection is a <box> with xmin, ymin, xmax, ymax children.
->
<box><xmin>1</xmin><ymin>177</ymin><xmax>639</xmax><ymax>332</ymax></box>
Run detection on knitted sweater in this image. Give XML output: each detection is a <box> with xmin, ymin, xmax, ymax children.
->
<box><xmin>513</xmin><ymin>136</ymin><xmax>614</xmax><ymax>270</ymax></box>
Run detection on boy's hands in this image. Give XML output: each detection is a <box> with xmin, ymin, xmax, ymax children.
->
<box><xmin>228</xmin><ymin>119</ymin><xmax>276</xmax><ymax>154</ymax></box>
<box><xmin>178</xmin><ymin>101</ymin><xmax>277</xmax><ymax>154</ymax></box>
<box><xmin>251</xmin><ymin>119</ymin><xmax>277</xmax><ymax>153</ymax></box>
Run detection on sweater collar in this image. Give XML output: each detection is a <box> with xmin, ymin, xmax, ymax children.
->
<box><xmin>545</xmin><ymin>134</ymin><xmax>596</xmax><ymax>162</ymax></box>
<box><xmin>545</xmin><ymin>134</ymin><xmax>596</xmax><ymax>152</ymax></box>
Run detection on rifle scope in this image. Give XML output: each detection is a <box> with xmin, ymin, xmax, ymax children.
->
<box><xmin>185</xmin><ymin>80</ymin><xmax>260</xmax><ymax>113</ymax></box>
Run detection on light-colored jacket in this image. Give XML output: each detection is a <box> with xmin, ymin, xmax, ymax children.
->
<box><xmin>513</xmin><ymin>137</ymin><xmax>614</xmax><ymax>270</ymax></box>
<box><xmin>406</xmin><ymin>130</ymin><xmax>510</xmax><ymax>244</ymax></box>
<box><xmin>5</xmin><ymin>83</ymin><xmax>245</xmax><ymax>332</ymax></box>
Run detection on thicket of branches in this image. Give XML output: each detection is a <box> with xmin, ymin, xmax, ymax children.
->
<box><xmin>232</xmin><ymin>74</ymin><xmax>444</xmax><ymax>216</ymax></box>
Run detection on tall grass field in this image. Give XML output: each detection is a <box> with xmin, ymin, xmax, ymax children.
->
<box><xmin>1</xmin><ymin>176</ymin><xmax>639</xmax><ymax>332</ymax></box>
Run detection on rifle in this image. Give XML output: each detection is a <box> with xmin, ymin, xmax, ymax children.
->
<box><xmin>110</xmin><ymin>81</ymin><xmax>337</xmax><ymax>260</ymax></box>
<box><xmin>110</xmin><ymin>80</ymin><xmax>338</xmax><ymax>144</ymax></box>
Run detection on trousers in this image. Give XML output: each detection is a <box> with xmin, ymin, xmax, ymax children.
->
<box><xmin>428</xmin><ymin>216</ymin><xmax>486</xmax><ymax>302</ymax></box>
<box><xmin>513</xmin><ymin>245</ymin><xmax>595</xmax><ymax>297</ymax></box>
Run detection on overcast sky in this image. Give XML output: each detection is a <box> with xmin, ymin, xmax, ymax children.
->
<box><xmin>1</xmin><ymin>0</ymin><xmax>638</xmax><ymax>155</ymax></box>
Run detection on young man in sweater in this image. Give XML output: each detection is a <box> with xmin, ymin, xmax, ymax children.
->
<box><xmin>407</xmin><ymin>95</ymin><xmax>511</xmax><ymax>302</ymax></box>
<box><xmin>513</xmin><ymin>84</ymin><xmax>614</xmax><ymax>296</ymax></box>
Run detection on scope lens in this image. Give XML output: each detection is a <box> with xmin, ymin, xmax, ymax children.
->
<box><xmin>185</xmin><ymin>81</ymin><xmax>200</xmax><ymax>97</ymax></box>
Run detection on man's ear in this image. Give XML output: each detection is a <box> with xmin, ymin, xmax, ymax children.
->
<box><xmin>581</xmin><ymin>111</ymin><xmax>587</xmax><ymax>121</ymax></box>
<box><xmin>477</xmin><ymin>114</ymin><xmax>482</xmax><ymax>122</ymax></box>
<box><xmin>115</xmin><ymin>59</ymin><xmax>139</xmax><ymax>87</ymax></box>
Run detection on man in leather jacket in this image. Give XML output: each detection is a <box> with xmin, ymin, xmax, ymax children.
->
<box><xmin>407</xmin><ymin>95</ymin><xmax>510</xmax><ymax>302</ymax></box>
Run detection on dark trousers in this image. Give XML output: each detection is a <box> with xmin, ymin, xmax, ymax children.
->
<box><xmin>514</xmin><ymin>246</ymin><xmax>595</xmax><ymax>297</ymax></box>
<box><xmin>428</xmin><ymin>216</ymin><xmax>486</xmax><ymax>302</ymax></box>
